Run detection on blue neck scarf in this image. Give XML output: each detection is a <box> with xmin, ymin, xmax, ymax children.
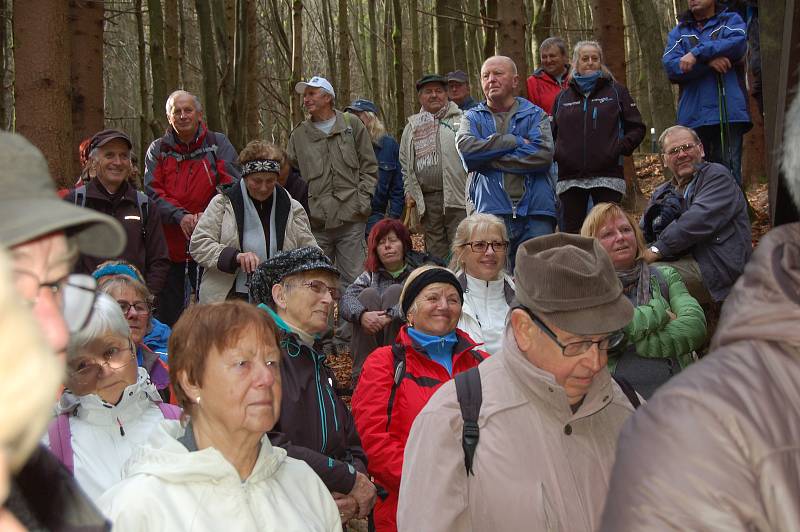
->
<box><xmin>574</xmin><ymin>70</ymin><xmax>601</xmax><ymax>95</ymax></box>
<box><xmin>407</xmin><ymin>327</ymin><xmax>458</xmax><ymax>375</ymax></box>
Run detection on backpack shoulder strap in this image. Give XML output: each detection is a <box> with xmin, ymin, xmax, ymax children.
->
<box><xmin>74</xmin><ymin>185</ymin><xmax>87</xmax><ymax>208</ymax></box>
<box><xmin>385</xmin><ymin>343</ymin><xmax>407</xmax><ymax>431</ymax></box>
<box><xmin>455</xmin><ymin>366</ymin><xmax>482</xmax><ymax>476</ymax></box>
<box><xmin>612</xmin><ymin>375</ymin><xmax>641</xmax><ymax>409</ymax></box>
<box><xmin>650</xmin><ymin>266</ymin><xmax>670</xmax><ymax>302</ymax></box>
<box><xmin>157</xmin><ymin>402</ymin><xmax>182</xmax><ymax>420</ymax></box>
<box><xmin>47</xmin><ymin>413</ymin><xmax>74</xmax><ymax>475</ymax></box>
<box><xmin>136</xmin><ymin>190</ymin><xmax>149</xmax><ymax>240</ymax></box>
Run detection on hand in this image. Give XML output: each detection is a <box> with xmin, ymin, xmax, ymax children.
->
<box><xmin>236</xmin><ymin>251</ymin><xmax>261</xmax><ymax>274</ymax></box>
<box><xmin>708</xmin><ymin>56</ymin><xmax>732</xmax><ymax>73</ymax></box>
<box><xmin>332</xmin><ymin>493</ymin><xmax>358</xmax><ymax>524</ymax></box>
<box><xmin>348</xmin><ymin>472</ymin><xmax>377</xmax><ymax>518</ymax></box>
<box><xmin>522</xmin><ymin>138</ymin><xmax>531</xmax><ymax>144</ymax></box>
<box><xmin>179</xmin><ymin>214</ymin><xmax>196</xmax><ymax>239</ymax></box>
<box><xmin>405</xmin><ymin>194</ymin><xmax>416</xmax><ymax>208</ymax></box>
<box><xmin>360</xmin><ymin>311</ymin><xmax>391</xmax><ymax>335</ymax></box>
<box><xmin>679</xmin><ymin>52</ymin><xmax>697</xmax><ymax>73</ymax></box>
<box><xmin>666</xmin><ymin>309</ymin><xmax>677</xmax><ymax>321</ymax></box>
<box><xmin>642</xmin><ymin>249</ymin><xmax>661</xmax><ymax>264</ymax></box>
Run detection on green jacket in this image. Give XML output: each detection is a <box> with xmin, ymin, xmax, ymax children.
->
<box><xmin>610</xmin><ymin>265</ymin><xmax>706</xmax><ymax>371</ymax></box>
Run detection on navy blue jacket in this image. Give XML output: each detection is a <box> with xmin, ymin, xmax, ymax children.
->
<box><xmin>663</xmin><ymin>6</ymin><xmax>751</xmax><ymax>129</ymax></box>
<box><xmin>371</xmin><ymin>134</ymin><xmax>404</xmax><ymax>219</ymax></box>
<box><xmin>644</xmin><ymin>162</ymin><xmax>751</xmax><ymax>302</ymax></box>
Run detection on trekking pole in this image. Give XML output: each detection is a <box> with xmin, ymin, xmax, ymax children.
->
<box><xmin>718</xmin><ymin>73</ymin><xmax>755</xmax><ymax>220</ymax></box>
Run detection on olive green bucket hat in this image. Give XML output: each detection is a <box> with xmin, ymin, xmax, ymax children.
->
<box><xmin>0</xmin><ymin>131</ymin><xmax>125</xmax><ymax>257</ymax></box>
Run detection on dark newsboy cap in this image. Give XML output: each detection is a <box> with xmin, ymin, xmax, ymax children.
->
<box><xmin>415</xmin><ymin>74</ymin><xmax>448</xmax><ymax>92</ymax></box>
<box><xmin>89</xmin><ymin>129</ymin><xmax>132</xmax><ymax>153</ymax></box>
<box><xmin>249</xmin><ymin>246</ymin><xmax>340</xmax><ymax>306</ymax></box>
<box><xmin>514</xmin><ymin>233</ymin><xmax>633</xmax><ymax>335</ymax></box>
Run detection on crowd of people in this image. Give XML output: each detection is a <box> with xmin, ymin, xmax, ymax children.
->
<box><xmin>1</xmin><ymin>0</ymin><xmax>796</xmax><ymax>530</ymax></box>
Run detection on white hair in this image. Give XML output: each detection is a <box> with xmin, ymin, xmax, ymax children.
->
<box><xmin>782</xmin><ymin>84</ymin><xmax>800</xmax><ymax>209</ymax></box>
<box><xmin>68</xmin><ymin>292</ymin><xmax>131</xmax><ymax>360</ymax></box>
<box><xmin>166</xmin><ymin>90</ymin><xmax>203</xmax><ymax>116</ymax></box>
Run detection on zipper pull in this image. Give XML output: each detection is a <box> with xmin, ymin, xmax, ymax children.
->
<box><xmin>117</xmin><ymin>417</ymin><xmax>125</xmax><ymax>437</ymax></box>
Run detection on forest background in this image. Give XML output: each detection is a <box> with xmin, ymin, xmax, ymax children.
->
<box><xmin>1</xmin><ymin>0</ymin><xmax>765</xmax><ymax>199</ymax></box>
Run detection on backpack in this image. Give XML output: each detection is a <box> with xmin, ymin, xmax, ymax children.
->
<box><xmin>454</xmin><ymin>367</ymin><xmax>640</xmax><ymax>477</ymax></box>
<box><xmin>74</xmin><ymin>184</ymin><xmax>150</xmax><ymax>241</ymax></box>
<box><xmin>47</xmin><ymin>402</ymin><xmax>181</xmax><ymax>475</ymax></box>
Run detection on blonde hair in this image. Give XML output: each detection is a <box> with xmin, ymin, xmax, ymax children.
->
<box><xmin>361</xmin><ymin>111</ymin><xmax>388</xmax><ymax>145</ymax></box>
<box><xmin>571</xmin><ymin>40</ymin><xmax>615</xmax><ymax>82</ymax></box>
<box><xmin>580</xmin><ymin>203</ymin><xmax>646</xmax><ymax>262</ymax></box>
<box><xmin>0</xmin><ymin>250</ymin><xmax>63</xmax><ymax>485</ymax></box>
<box><xmin>448</xmin><ymin>213</ymin><xmax>509</xmax><ymax>275</ymax></box>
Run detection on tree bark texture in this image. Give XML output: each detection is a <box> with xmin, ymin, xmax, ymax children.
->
<box><xmin>531</xmin><ymin>0</ymin><xmax>553</xmax><ymax>67</ymax></box>
<box><xmin>450</xmin><ymin>1</ymin><xmax>468</xmax><ymax>73</ymax></box>
<box><xmin>69</xmin><ymin>0</ymin><xmax>104</xmax><ymax>176</ymax></box>
<box><xmin>14</xmin><ymin>0</ymin><xmax>73</xmax><ymax>186</ymax></box>
<box><xmin>384</xmin><ymin>0</ymin><xmax>393</xmax><ymax>116</ymax></box>
<box><xmin>148</xmin><ymin>0</ymin><xmax>168</xmax><ymax>134</ymax></box>
<box><xmin>321</xmin><ymin>0</ymin><xmax>337</xmax><ymax>84</ymax></box>
<box><xmin>195</xmin><ymin>0</ymin><xmax>221</xmax><ymax>131</ymax></box>
<box><xmin>482</xmin><ymin>0</ymin><xmax>497</xmax><ymax>58</ymax></box>
<box><xmin>435</xmin><ymin>0</ymin><xmax>455</xmax><ymax>75</ymax></box>
<box><xmin>290</xmin><ymin>0</ymin><xmax>303</xmax><ymax>126</ymax></box>
<box><xmin>410</xmin><ymin>0</ymin><xmax>422</xmax><ymax>85</ymax></box>
<box><xmin>368</xmin><ymin>0</ymin><xmax>382</xmax><ymax>110</ymax></box>
<box><xmin>135</xmin><ymin>0</ymin><xmax>150</xmax><ymax>176</ymax></box>
<box><xmin>212</xmin><ymin>0</ymin><xmax>232</xmax><ymax>130</ymax></box>
<box><xmin>230</xmin><ymin>0</ymin><xmax>249</xmax><ymax>151</ymax></box>
<box><xmin>496</xmin><ymin>0</ymin><xmax>529</xmax><ymax>98</ymax></box>
<box><xmin>392</xmin><ymin>0</ymin><xmax>404</xmax><ymax>138</ymax></box>
<box><xmin>245</xmin><ymin>0</ymin><xmax>259</xmax><ymax>141</ymax></box>
<box><xmin>0</xmin><ymin>0</ymin><xmax>8</xmax><ymax>130</ymax></box>
<box><xmin>337</xmin><ymin>0</ymin><xmax>350</xmax><ymax>103</ymax></box>
<box><xmin>164</xmin><ymin>0</ymin><xmax>180</xmax><ymax>90</ymax></box>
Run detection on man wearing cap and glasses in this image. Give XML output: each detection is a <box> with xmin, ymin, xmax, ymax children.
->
<box><xmin>65</xmin><ymin>129</ymin><xmax>169</xmax><ymax>297</ymax></box>
<box><xmin>446</xmin><ymin>70</ymin><xmax>478</xmax><ymax>111</ymax></box>
<box><xmin>0</xmin><ymin>131</ymin><xmax>125</xmax><ymax>530</ymax></box>
<box><xmin>398</xmin><ymin>233</ymin><xmax>637</xmax><ymax>532</ymax></box>
<box><xmin>287</xmin><ymin>77</ymin><xmax>378</xmax><ymax>286</ymax></box>
<box><xmin>401</xmin><ymin>74</ymin><xmax>468</xmax><ymax>260</ymax></box>
<box><xmin>344</xmin><ymin>98</ymin><xmax>404</xmax><ymax>235</ymax></box>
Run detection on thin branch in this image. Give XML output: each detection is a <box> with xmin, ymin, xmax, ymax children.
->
<box><xmin>415</xmin><ymin>7</ymin><xmax>496</xmax><ymax>28</ymax></box>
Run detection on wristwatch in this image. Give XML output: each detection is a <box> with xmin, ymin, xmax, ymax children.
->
<box><xmin>649</xmin><ymin>245</ymin><xmax>661</xmax><ymax>256</ymax></box>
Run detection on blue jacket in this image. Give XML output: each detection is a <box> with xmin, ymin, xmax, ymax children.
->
<box><xmin>457</xmin><ymin>97</ymin><xmax>556</xmax><ymax>218</ymax></box>
<box><xmin>663</xmin><ymin>6</ymin><xmax>750</xmax><ymax>129</ymax></box>
<box><xmin>371</xmin><ymin>134</ymin><xmax>404</xmax><ymax>219</ymax></box>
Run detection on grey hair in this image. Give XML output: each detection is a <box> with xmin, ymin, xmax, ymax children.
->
<box><xmin>572</xmin><ymin>41</ymin><xmax>615</xmax><ymax>81</ymax></box>
<box><xmin>67</xmin><ymin>293</ymin><xmax>131</xmax><ymax>360</ymax></box>
<box><xmin>482</xmin><ymin>55</ymin><xmax>518</xmax><ymax>76</ymax></box>
<box><xmin>782</xmin><ymin>83</ymin><xmax>800</xmax><ymax>209</ymax></box>
<box><xmin>658</xmin><ymin>125</ymin><xmax>702</xmax><ymax>152</ymax></box>
<box><xmin>540</xmin><ymin>37</ymin><xmax>568</xmax><ymax>57</ymax></box>
<box><xmin>166</xmin><ymin>90</ymin><xmax>203</xmax><ymax>116</ymax></box>
<box><xmin>448</xmin><ymin>213</ymin><xmax>509</xmax><ymax>274</ymax></box>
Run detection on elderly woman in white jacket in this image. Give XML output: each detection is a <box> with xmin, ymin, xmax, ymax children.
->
<box><xmin>190</xmin><ymin>140</ymin><xmax>317</xmax><ymax>303</ymax></box>
<box><xmin>449</xmin><ymin>213</ymin><xmax>515</xmax><ymax>355</ymax></box>
<box><xmin>45</xmin><ymin>293</ymin><xmax>180</xmax><ymax>502</ymax></box>
<box><xmin>98</xmin><ymin>301</ymin><xmax>340</xmax><ymax>531</ymax></box>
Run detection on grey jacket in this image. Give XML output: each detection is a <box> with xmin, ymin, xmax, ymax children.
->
<box><xmin>398</xmin><ymin>324</ymin><xmax>635</xmax><ymax>532</ymax></box>
<box><xmin>600</xmin><ymin>223</ymin><xmax>800</xmax><ymax>531</ymax></box>
<box><xmin>645</xmin><ymin>162</ymin><xmax>751</xmax><ymax>301</ymax></box>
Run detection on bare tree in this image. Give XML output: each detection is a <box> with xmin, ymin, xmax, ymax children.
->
<box><xmin>410</xmin><ymin>0</ymin><xmax>422</xmax><ymax>84</ymax></box>
<box><xmin>0</xmin><ymin>0</ymin><xmax>8</xmax><ymax>130</ymax></box>
<box><xmin>482</xmin><ymin>0</ymin><xmax>497</xmax><ymax>57</ymax></box>
<box><xmin>369</xmin><ymin>0</ymin><xmax>381</xmax><ymax>107</ymax></box>
<box><xmin>245</xmin><ymin>0</ymin><xmax>259</xmax><ymax>140</ymax></box>
<box><xmin>435</xmin><ymin>0</ymin><xmax>455</xmax><ymax>74</ymax></box>
<box><xmin>135</xmin><ymin>0</ymin><xmax>151</xmax><ymax>171</ymax></box>
<box><xmin>195</xmin><ymin>0</ymin><xmax>221</xmax><ymax>130</ymax></box>
<box><xmin>148</xmin><ymin>0</ymin><xmax>168</xmax><ymax>133</ymax></box>
<box><xmin>290</xmin><ymin>0</ymin><xmax>303</xmax><ymax>125</ymax></box>
<box><xmin>531</xmin><ymin>0</ymin><xmax>553</xmax><ymax>67</ymax></box>
<box><xmin>164</xmin><ymin>0</ymin><xmax>180</xmax><ymax>90</ymax></box>
<box><xmin>392</xmin><ymin>0</ymin><xmax>404</xmax><ymax>136</ymax></box>
<box><xmin>337</xmin><ymin>0</ymin><xmax>350</xmax><ymax>102</ymax></box>
<box><xmin>496</xmin><ymin>0</ymin><xmax>529</xmax><ymax>98</ymax></box>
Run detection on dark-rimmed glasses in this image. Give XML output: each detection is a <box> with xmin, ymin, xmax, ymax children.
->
<box><xmin>519</xmin><ymin>307</ymin><xmax>625</xmax><ymax>357</ymax></box>
<box><xmin>118</xmin><ymin>301</ymin><xmax>150</xmax><ymax>316</ymax></box>
<box><xmin>463</xmin><ymin>240</ymin><xmax>510</xmax><ymax>254</ymax></box>
<box><xmin>69</xmin><ymin>339</ymin><xmax>136</xmax><ymax>386</ymax></box>
<box><xmin>14</xmin><ymin>270</ymin><xmax>98</xmax><ymax>333</ymax></box>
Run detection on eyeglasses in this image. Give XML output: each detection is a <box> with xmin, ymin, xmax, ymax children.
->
<box><xmin>464</xmin><ymin>240</ymin><xmax>510</xmax><ymax>253</ymax></box>
<box><xmin>290</xmin><ymin>279</ymin><xmax>341</xmax><ymax>300</ymax></box>
<box><xmin>69</xmin><ymin>340</ymin><xmax>136</xmax><ymax>386</ymax></box>
<box><xmin>664</xmin><ymin>143</ymin><xmax>699</xmax><ymax>157</ymax></box>
<box><xmin>14</xmin><ymin>270</ymin><xmax>98</xmax><ymax>333</ymax></box>
<box><xmin>118</xmin><ymin>301</ymin><xmax>150</xmax><ymax>316</ymax></box>
<box><xmin>520</xmin><ymin>307</ymin><xmax>625</xmax><ymax>357</ymax></box>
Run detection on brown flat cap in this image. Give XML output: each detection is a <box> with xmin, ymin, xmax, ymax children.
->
<box><xmin>514</xmin><ymin>233</ymin><xmax>633</xmax><ymax>335</ymax></box>
<box><xmin>89</xmin><ymin>129</ymin><xmax>132</xmax><ymax>152</ymax></box>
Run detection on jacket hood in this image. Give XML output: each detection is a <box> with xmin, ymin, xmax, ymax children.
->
<box><xmin>712</xmin><ymin>224</ymin><xmax>800</xmax><ymax>349</ymax></box>
<box><xmin>678</xmin><ymin>3</ymin><xmax>726</xmax><ymax>25</ymax></box>
<box><xmin>123</xmin><ymin>420</ymin><xmax>288</xmax><ymax>485</ymax></box>
<box><xmin>471</xmin><ymin>97</ymin><xmax>539</xmax><ymax>119</ymax></box>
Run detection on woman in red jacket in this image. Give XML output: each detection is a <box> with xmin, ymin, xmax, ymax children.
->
<box><xmin>352</xmin><ymin>265</ymin><xmax>489</xmax><ymax>532</ymax></box>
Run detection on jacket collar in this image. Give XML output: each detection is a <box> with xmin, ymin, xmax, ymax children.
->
<box><xmin>456</xmin><ymin>270</ymin><xmax>515</xmax><ymax>305</ymax></box>
<box><xmin>164</xmin><ymin>121</ymin><xmax>209</xmax><ymax>152</ymax></box>
<box><xmin>533</xmin><ymin>65</ymin><xmax>571</xmax><ymax>84</ymax></box>
<box><xmin>301</xmin><ymin>110</ymin><xmax>352</xmax><ymax>140</ymax></box>
<box><xmin>472</xmin><ymin>97</ymin><xmax>538</xmax><ymax>119</ymax></box>
<box><xmin>408</xmin><ymin>101</ymin><xmax>462</xmax><ymax>123</ymax></box>
<box><xmin>678</xmin><ymin>2</ymin><xmax>725</xmax><ymax>26</ymax></box>
<box><xmin>398</xmin><ymin>324</ymin><xmax>480</xmax><ymax>361</ymax></box>
<box><xmin>497</xmin><ymin>323</ymin><xmax>615</xmax><ymax>422</ymax></box>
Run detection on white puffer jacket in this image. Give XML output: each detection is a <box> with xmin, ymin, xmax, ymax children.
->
<box><xmin>457</xmin><ymin>271</ymin><xmax>515</xmax><ymax>355</ymax></box>
<box><xmin>43</xmin><ymin>367</ymin><xmax>168</xmax><ymax>502</ymax></box>
<box><xmin>97</xmin><ymin>421</ymin><xmax>341</xmax><ymax>532</ymax></box>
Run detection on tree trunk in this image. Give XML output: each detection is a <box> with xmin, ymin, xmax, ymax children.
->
<box><xmin>384</xmin><ymin>0</ymin><xmax>394</xmax><ymax>130</ymax></box>
<box><xmin>178</xmin><ymin>0</ymin><xmax>187</xmax><ymax>87</ymax></box>
<box><xmin>466</xmin><ymin>0</ymin><xmax>483</xmax><ymax>84</ymax></box>
<box><xmin>13</xmin><ymin>0</ymin><xmax>73</xmax><ymax>186</ymax></box>
<box><xmin>531</xmin><ymin>0</ymin><xmax>553</xmax><ymax>66</ymax></box>
<box><xmin>229</xmin><ymin>0</ymin><xmax>249</xmax><ymax>152</ymax></box>
<box><xmin>627</xmin><ymin>0</ymin><xmax>675</xmax><ymax>138</ymax></box>
<box><xmin>148</xmin><ymin>0</ymin><xmax>168</xmax><ymax>134</ymax></box>
<box><xmin>0</xmin><ymin>0</ymin><xmax>8</xmax><ymax>130</ymax></box>
<box><xmin>435</xmin><ymin>0</ymin><xmax>454</xmax><ymax>75</ymax></box>
<box><xmin>290</xmin><ymin>0</ymin><xmax>303</xmax><ymax>126</ymax></box>
<box><xmin>195</xmin><ymin>0</ymin><xmax>221</xmax><ymax>131</ymax></box>
<box><xmin>245</xmin><ymin>0</ymin><xmax>259</xmax><ymax>140</ymax></box>
<box><xmin>451</xmin><ymin>1</ymin><xmax>468</xmax><ymax>72</ymax></box>
<box><xmin>337</xmin><ymin>0</ymin><xmax>350</xmax><ymax>103</ymax></box>
<box><xmin>321</xmin><ymin>0</ymin><xmax>337</xmax><ymax>84</ymax></box>
<box><xmin>135</xmin><ymin>0</ymin><xmax>150</xmax><ymax>171</ymax></box>
<box><xmin>393</xmin><ymin>0</ymin><xmax>404</xmax><ymax>138</ymax></box>
<box><xmin>164</xmin><ymin>0</ymin><xmax>180</xmax><ymax>90</ymax></box>
<box><xmin>742</xmin><ymin>80</ymin><xmax>765</xmax><ymax>187</ymax></box>
<box><xmin>496</xmin><ymin>0</ymin><xmax>529</xmax><ymax>98</ymax></box>
<box><xmin>410</xmin><ymin>0</ymin><xmax>422</xmax><ymax>85</ymax></box>
<box><xmin>69</xmin><ymin>0</ymin><xmax>104</xmax><ymax>176</ymax></box>
<box><xmin>212</xmin><ymin>0</ymin><xmax>232</xmax><ymax>130</ymax></box>
<box><xmin>368</xmin><ymin>0</ymin><xmax>381</xmax><ymax>109</ymax></box>
<box><xmin>482</xmin><ymin>0</ymin><xmax>497</xmax><ymax>58</ymax></box>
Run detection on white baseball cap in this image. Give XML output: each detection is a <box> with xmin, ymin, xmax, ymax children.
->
<box><xmin>295</xmin><ymin>76</ymin><xmax>336</xmax><ymax>98</ymax></box>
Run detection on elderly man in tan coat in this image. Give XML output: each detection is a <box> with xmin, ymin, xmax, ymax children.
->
<box><xmin>397</xmin><ymin>233</ymin><xmax>637</xmax><ymax>532</ymax></box>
